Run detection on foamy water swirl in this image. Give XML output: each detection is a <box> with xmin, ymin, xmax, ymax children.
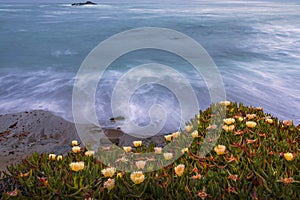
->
<box><xmin>72</xmin><ymin>27</ymin><xmax>226</xmax><ymax>172</ymax></box>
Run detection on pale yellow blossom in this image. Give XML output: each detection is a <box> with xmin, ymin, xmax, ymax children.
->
<box><xmin>70</xmin><ymin>161</ymin><xmax>84</xmax><ymax>172</ymax></box>
<box><xmin>123</xmin><ymin>146</ymin><xmax>132</xmax><ymax>153</ymax></box>
<box><xmin>174</xmin><ymin>164</ymin><xmax>185</xmax><ymax>176</ymax></box>
<box><xmin>238</xmin><ymin>117</ymin><xmax>244</xmax><ymax>122</ymax></box>
<box><xmin>135</xmin><ymin>160</ymin><xmax>146</xmax><ymax>169</ymax></box>
<box><xmin>154</xmin><ymin>147</ymin><xmax>162</xmax><ymax>154</ymax></box>
<box><xmin>163</xmin><ymin>152</ymin><xmax>173</xmax><ymax>160</ymax></box>
<box><xmin>246</xmin><ymin>114</ymin><xmax>256</xmax><ymax>119</ymax></box>
<box><xmin>130</xmin><ymin>171</ymin><xmax>145</xmax><ymax>184</ymax></box>
<box><xmin>214</xmin><ymin>145</ymin><xmax>226</xmax><ymax>155</ymax></box>
<box><xmin>72</xmin><ymin>146</ymin><xmax>81</xmax><ymax>153</ymax></box>
<box><xmin>164</xmin><ymin>134</ymin><xmax>173</xmax><ymax>142</ymax></box>
<box><xmin>181</xmin><ymin>148</ymin><xmax>188</xmax><ymax>154</ymax></box>
<box><xmin>191</xmin><ymin>130</ymin><xmax>199</xmax><ymax>138</ymax></box>
<box><xmin>133</xmin><ymin>141</ymin><xmax>142</xmax><ymax>147</ymax></box>
<box><xmin>265</xmin><ymin>118</ymin><xmax>273</xmax><ymax>124</ymax></box>
<box><xmin>56</xmin><ymin>155</ymin><xmax>63</xmax><ymax>161</ymax></box>
<box><xmin>284</xmin><ymin>153</ymin><xmax>294</xmax><ymax>161</ymax></box>
<box><xmin>48</xmin><ymin>154</ymin><xmax>56</xmax><ymax>160</ymax></box>
<box><xmin>246</xmin><ymin>121</ymin><xmax>257</xmax><ymax>128</ymax></box>
<box><xmin>101</xmin><ymin>167</ymin><xmax>116</xmax><ymax>178</ymax></box>
<box><xmin>219</xmin><ymin>101</ymin><xmax>231</xmax><ymax>106</ymax></box>
<box><xmin>172</xmin><ymin>131</ymin><xmax>180</xmax><ymax>138</ymax></box>
<box><xmin>104</xmin><ymin>178</ymin><xmax>115</xmax><ymax>191</ymax></box>
<box><xmin>223</xmin><ymin>118</ymin><xmax>235</xmax><ymax>125</ymax></box>
<box><xmin>71</xmin><ymin>140</ymin><xmax>78</xmax><ymax>146</ymax></box>
<box><xmin>222</xmin><ymin>125</ymin><xmax>235</xmax><ymax>132</ymax></box>
<box><xmin>185</xmin><ymin>125</ymin><xmax>193</xmax><ymax>133</ymax></box>
<box><xmin>85</xmin><ymin>150</ymin><xmax>95</xmax><ymax>157</ymax></box>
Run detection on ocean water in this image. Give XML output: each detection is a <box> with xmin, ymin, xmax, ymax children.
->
<box><xmin>0</xmin><ymin>0</ymin><xmax>299</xmax><ymax>133</ymax></box>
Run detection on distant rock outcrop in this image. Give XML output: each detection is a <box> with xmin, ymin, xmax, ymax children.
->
<box><xmin>71</xmin><ymin>1</ymin><xmax>97</xmax><ymax>6</ymax></box>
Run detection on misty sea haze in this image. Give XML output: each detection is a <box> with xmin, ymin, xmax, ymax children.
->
<box><xmin>0</xmin><ymin>0</ymin><xmax>299</xmax><ymax>133</ymax></box>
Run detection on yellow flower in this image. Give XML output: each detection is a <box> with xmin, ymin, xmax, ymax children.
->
<box><xmin>196</xmin><ymin>114</ymin><xmax>200</xmax><ymax>119</ymax></box>
<box><xmin>246</xmin><ymin>121</ymin><xmax>257</xmax><ymax>128</ymax></box>
<box><xmin>164</xmin><ymin>134</ymin><xmax>173</xmax><ymax>142</ymax></box>
<box><xmin>71</xmin><ymin>140</ymin><xmax>78</xmax><ymax>146</ymax></box>
<box><xmin>48</xmin><ymin>154</ymin><xmax>56</xmax><ymax>160</ymax></box>
<box><xmin>123</xmin><ymin>146</ymin><xmax>132</xmax><ymax>153</ymax></box>
<box><xmin>181</xmin><ymin>148</ymin><xmax>188</xmax><ymax>154</ymax></box>
<box><xmin>214</xmin><ymin>145</ymin><xmax>226</xmax><ymax>155</ymax></box>
<box><xmin>265</xmin><ymin>118</ymin><xmax>273</xmax><ymax>124</ymax></box>
<box><xmin>69</xmin><ymin>161</ymin><xmax>84</xmax><ymax>172</ymax></box>
<box><xmin>135</xmin><ymin>160</ymin><xmax>146</xmax><ymax>169</ymax></box>
<box><xmin>130</xmin><ymin>171</ymin><xmax>145</xmax><ymax>184</ymax></box>
<box><xmin>104</xmin><ymin>178</ymin><xmax>115</xmax><ymax>191</ymax></box>
<box><xmin>222</xmin><ymin>125</ymin><xmax>235</xmax><ymax>132</ymax></box>
<box><xmin>219</xmin><ymin>101</ymin><xmax>231</xmax><ymax>106</ymax></box>
<box><xmin>117</xmin><ymin>172</ymin><xmax>123</xmax><ymax>178</ymax></box>
<box><xmin>223</xmin><ymin>118</ymin><xmax>235</xmax><ymax>125</ymax></box>
<box><xmin>246</xmin><ymin>114</ymin><xmax>256</xmax><ymax>119</ymax></box>
<box><xmin>56</xmin><ymin>155</ymin><xmax>63</xmax><ymax>161</ymax></box>
<box><xmin>284</xmin><ymin>153</ymin><xmax>294</xmax><ymax>161</ymax></box>
<box><xmin>191</xmin><ymin>130</ymin><xmax>199</xmax><ymax>138</ymax></box>
<box><xmin>238</xmin><ymin>117</ymin><xmax>244</xmax><ymax>122</ymax></box>
<box><xmin>133</xmin><ymin>141</ymin><xmax>142</xmax><ymax>147</ymax></box>
<box><xmin>72</xmin><ymin>146</ymin><xmax>81</xmax><ymax>153</ymax></box>
<box><xmin>185</xmin><ymin>125</ymin><xmax>193</xmax><ymax>133</ymax></box>
<box><xmin>172</xmin><ymin>132</ymin><xmax>180</xmax><ymax>138</ymax></box>
<box><xmin>85</xmin><ymin>150</ymin><xmax>95</xmax><ymax>157</ymax></box>
<box><xmin>154</xmin><ymin>147</ymin><xmax>162</xmax><ymax>154</ymax></box>
<box><xmin>163</xmin><ymin>152</ymin><xmax>173</xmax><ymax>160</ymax></box>
<box><xmin>174</xmin><ymin>164</ymin><xmax>185</xmax><ymax>177</ymax></box>
<box><xmin>101</xmin><ymin>167</ymin><xmax>116</xmax><ymax>178</ymax></box>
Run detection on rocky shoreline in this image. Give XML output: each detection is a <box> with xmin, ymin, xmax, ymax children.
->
<box><xmin>0</xmin><ymin>110</ymin><xmax>166</xmax><ymax>172</ymax></box>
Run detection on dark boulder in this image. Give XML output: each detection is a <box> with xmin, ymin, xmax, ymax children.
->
<box><xmin>71</xmin><ymin>1</ymin><xmax>97</xmax><ymax>6</ymax></box>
